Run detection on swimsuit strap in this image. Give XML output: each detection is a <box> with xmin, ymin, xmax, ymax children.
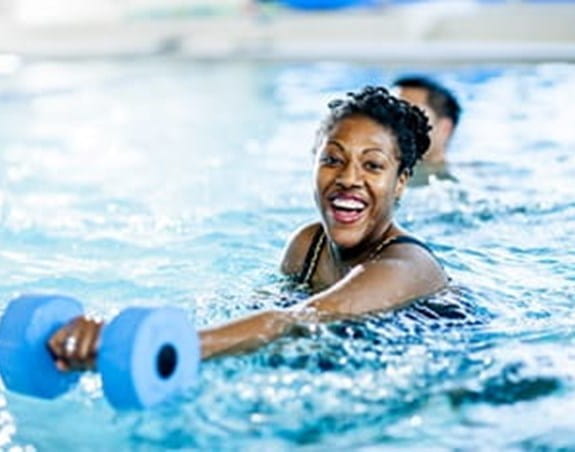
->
<box><xmin>368</xmin><ymin>235</ymin><xmax>434</xmax><ymax>260</ymax></box>
<box><xmin>298</xmin><ymin>226</ymin><xmax>326</xmax><ymax>285</ymax></box>
<box><xmin>298</xmin><ymin>229</ymin><xmax>435</xmax><ymax>285</ymax></box>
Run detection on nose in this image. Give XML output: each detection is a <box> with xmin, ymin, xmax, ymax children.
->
<box><xmin>336</xmin><ymin>161</ymin><xmax>363</xmax><ymax>188</ymax></box>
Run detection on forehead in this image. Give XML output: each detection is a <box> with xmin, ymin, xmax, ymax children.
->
<box><xmin>325</xmin><ymin>115</ymin><xmax>398</xmax><ymax>154</ymax></box>
<box><xmin>394</xmin><ymin>86</ymin><xmax>429</xmax><ymax>107</ymax></box>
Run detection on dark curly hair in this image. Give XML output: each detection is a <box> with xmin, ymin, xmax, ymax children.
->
<box><xmin>316</xmin><ymin>86</ymin><xmax>431</xmax><ymax>176</ymax></box>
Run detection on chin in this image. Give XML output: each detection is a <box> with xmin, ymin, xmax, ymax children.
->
<box><xmin>327</xmin><ymin>226</ymin><xmax>364</xmax><ymax>250</ymax></box>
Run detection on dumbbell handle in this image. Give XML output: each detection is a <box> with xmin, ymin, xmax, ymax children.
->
<box><xmin>48</xmin><ymin>315</ymin><xmax>104</xmax><ymax>373</ymax></box>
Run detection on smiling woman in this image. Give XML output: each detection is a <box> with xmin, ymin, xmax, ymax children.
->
<box><xmin>47</xmin><ymin>85</ymin><xmax>448</xmax><ymax>367</ymax></box>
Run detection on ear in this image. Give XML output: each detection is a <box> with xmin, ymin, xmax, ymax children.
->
<box><xmin>394</xmin><ymin>170</ymin><xmax>409</xmax><ymax>200</ymax></box>
<box><xmin>436</xmin><ymin>118</ymin><xmax>454</xmax><ymax>143</ymax></box>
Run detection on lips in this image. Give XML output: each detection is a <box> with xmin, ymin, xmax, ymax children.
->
<box><xmin>328</xmin><ymin>193</ymin><xmax>368</xmax><ymax>224</ymax></box>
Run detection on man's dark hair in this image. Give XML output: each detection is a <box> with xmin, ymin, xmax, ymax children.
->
<box><xmin>393</xmin><ymin>76</ymin><xmax>461</xmax><ymax>127</ymax></box>
<box><xmin>317</xmin><ymin>86</ymin><xmax>431</xmax><ymax>176</ymax></box>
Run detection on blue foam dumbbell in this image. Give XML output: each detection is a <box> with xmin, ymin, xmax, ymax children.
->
<box><xmin>0</xmin><ymin>294</ymin><xmax>200</xmax><ymax>409</ymax></box>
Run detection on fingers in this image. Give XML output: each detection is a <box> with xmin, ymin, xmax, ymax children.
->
<box><xmin>47</xmin><ymin>316</ymin><xmax>103</xmax><ymax>372</ymax></box>
<box><xmin>48</xmin><ymin>321</ymin><xmax>75</xmax><ymax>371</ymax></box>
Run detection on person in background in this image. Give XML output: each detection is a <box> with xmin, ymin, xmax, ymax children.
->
<box><xmin>392</xmin><ymin>75</ymin><xmax>461</xmax><ymax>186</ymax></box>
<box><xmin>48</xmin><ymin>86</ymin><xmax>448</xmax><ymax>367</ymax></box>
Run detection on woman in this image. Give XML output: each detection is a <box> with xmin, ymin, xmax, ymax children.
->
<box><xmin>49</xmin><ymin>86</ymin><xmax>448</xmax><ymax>370</ymax></box>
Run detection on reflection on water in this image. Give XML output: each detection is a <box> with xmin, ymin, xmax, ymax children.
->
<box><xmin>0</xmin><ymin>59</ymin><xmax>574</xmax><ymax>450</ymax></box>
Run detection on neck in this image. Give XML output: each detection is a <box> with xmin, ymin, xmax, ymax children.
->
<box><xmin>328</xmin><ymin>222</ymin><xmax>396</xmax><ymax>269</ymax></box>
<box><xmin>423</xmin><ymin>146</ymin><xmax>446</xmax><ymax>165</ymax></box>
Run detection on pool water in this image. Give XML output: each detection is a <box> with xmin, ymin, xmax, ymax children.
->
<box><xmin>0</xmin><ymin>59</ymin><xmax>574</xmax><ymax>450</ymax></box>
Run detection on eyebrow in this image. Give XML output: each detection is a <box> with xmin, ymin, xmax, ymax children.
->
<box><xmin>362</xmin><ymin>148</ymin><xmax>386</xmax><ymax>156</ymax></box>
<box><xmin>326</xmin><ymin>141</ymin><xmax>394</xmax><ymax>160</ymax></box>
<box><xmin>326</xmin><ymin>140</ymin><xmax>345</xmax><ymax>152</ymax></box>
<box><xmin>363</xmin><ymin>148</ymin><xmax>396</xmax><ymax>164</ymax></box>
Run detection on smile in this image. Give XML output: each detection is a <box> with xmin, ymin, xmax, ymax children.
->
<box><xmin>328</xmin><ymin>193</ymin><xmax>368</xmax><ymax>224</ymax></box>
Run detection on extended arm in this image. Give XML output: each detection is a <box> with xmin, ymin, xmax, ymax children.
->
<box><xmin>200</xmin><ymin>250</ymin><xmax>446</xmax><ymax>359</ymax></box>
<box><xmin>48</xmin><ymin>238</ymin><xmax>446</xmax><ymax>366</ymax></box>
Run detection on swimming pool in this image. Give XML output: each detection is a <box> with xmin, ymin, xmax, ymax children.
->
<box><xmin>0</xmin><ymin>59</ymin><xmax>574</xmax><ymax>450</ymax></box>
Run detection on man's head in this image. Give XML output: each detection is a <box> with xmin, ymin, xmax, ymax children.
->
<box><xmin>392</xmin><ymin>76</ymin><xmax>461</xmax><ymax>165</ymax></box>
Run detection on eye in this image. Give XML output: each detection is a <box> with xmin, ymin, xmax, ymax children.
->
<box><xmin>364</xmin><ymin>160</ymin><xmax>384</xmax><ymax>172</ymax></box>
<box><xmin>320</xmin><ymin>154</ymin><xmax>344</xmax><ymax>167</ymax></box>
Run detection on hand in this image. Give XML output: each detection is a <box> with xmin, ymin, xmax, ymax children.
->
<box><xmin>47</xmin><ymin>316</ymin><xmax>103</xmax><ymax>372</ymax></box>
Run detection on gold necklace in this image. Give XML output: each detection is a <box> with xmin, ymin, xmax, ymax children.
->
<box><xmin>367</xmin><ymin>235</ymin><xmax>398</xmax><ymax>261</ymax></box>
<box><xmin>330</xmin><ymin>233</ymin><xmax>398</xmax><ymax>273</ymax></box>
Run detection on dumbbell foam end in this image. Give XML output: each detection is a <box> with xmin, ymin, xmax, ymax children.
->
<box><xmin>99</xmin><ymin>307</ymin><xmax>200</xmax><ymax>410</ymax></box>
<box><xmin>0</xmin><ymin>294</ymin><xmax>83</xmax><ymax>398</ymax></box>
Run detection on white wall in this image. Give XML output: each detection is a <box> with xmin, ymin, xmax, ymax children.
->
<box><xmin>2</xmin><ymin>0</ymin><xmax>251</xmax><ymax>24</ymax></box>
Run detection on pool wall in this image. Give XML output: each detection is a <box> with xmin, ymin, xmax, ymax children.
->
<box><xmin>0</xmin><ymin>2</ymin><xmax>574</xmax><ymax>63</ymax></box>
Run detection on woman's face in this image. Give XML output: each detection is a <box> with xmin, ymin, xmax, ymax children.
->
<box><xmin>314</xmin><ymin>114</ymin><xmax>408</xmax><ymax>250</ymax></box>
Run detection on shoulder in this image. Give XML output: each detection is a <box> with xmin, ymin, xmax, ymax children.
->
<box><xmin>301</xmin><ymin>237</ymin><xmax>448</xmax><ymax>317</ymax></box>
<box><xmin>372</xmin><ymin>236</ymin><xmax>448</xmax><ymax>299</ymax></box>
<box><xmin>280</xmin><ymin>222</ymin><xmax>323</xmax><ymax>277</ymax></box>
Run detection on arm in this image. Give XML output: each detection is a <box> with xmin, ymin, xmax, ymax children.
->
<box><xmin>47</xmin><ymin>223</ymin><xmax>321</xmax><ymax>370</ymax></box>
<box><xmin>200</xmin><ymin>222</ymin><xmax>320</xmax><ymax>359</ymax></box>
<box><xmin>49</xmin><ymin>234</ymin><xmax>446</xmax><ymax>365</ymax></box>
<box><xmin>200</xmin><ymin>244</ymin><xmax>447</xmax><ymax>359</ymax></box>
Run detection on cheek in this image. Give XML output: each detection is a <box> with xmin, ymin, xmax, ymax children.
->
<box><xmin>314</xmin><ymin>167</ymin><xmax>331</xmax><ymax>190</ymax></box>
<box><xmin>313</xmin><ymin>169</ymin><xmax>321</xmax><ymax>192</ymax></box>
<box><xmin>371</xmin><ymin>178</ymin><xmax>395</xmax><ymax>199</ymax></box>
<box><xmin>313</xmin><ymin>169</ymin><xmax>326</xmax><ymax>205</ymax></box>
<box><xmin>369</xmin><ymin>178</ymin><xmax>400</xmax><ymax>210</ymax></box>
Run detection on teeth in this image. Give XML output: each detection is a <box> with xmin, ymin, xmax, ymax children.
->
<box><xmin>332</xmin><ymin>198</ymin><xmax>365</xmax><ymax>210</ymax></box>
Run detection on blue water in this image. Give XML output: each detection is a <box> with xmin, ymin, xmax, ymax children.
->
<box><xmin>0</xmin><ymin>59</ymin><xmax>574</xmax><ymax>450</ymax></box>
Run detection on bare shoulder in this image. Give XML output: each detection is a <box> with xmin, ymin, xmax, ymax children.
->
<box><xmin>375</xmin><ymin>239</ymin><xmax>448</xmax><ymax>299</ymax></box>
<box><xmin>280</xmin><ymin>222</ymin><xmax>323</xmax><ymax>277</ymax></box>
<box><xmin>301</xmin><ymin>238</ymin><xmax>448</xmax><ymax>318</ymax></box>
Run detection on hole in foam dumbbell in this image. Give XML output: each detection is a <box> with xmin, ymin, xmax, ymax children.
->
<box><xmin>0</xmin><ymin>295</ymin><xmax>200</xmax><ymax>410</ymax></box>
